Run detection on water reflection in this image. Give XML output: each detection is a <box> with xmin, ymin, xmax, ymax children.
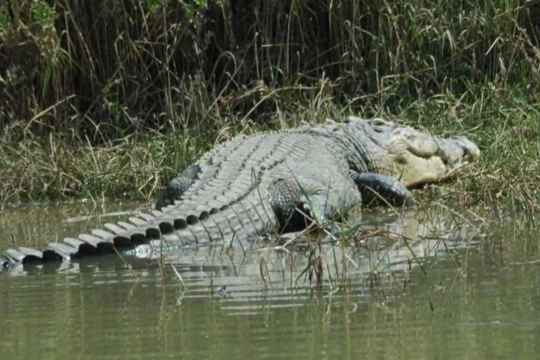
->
<box><xmin>2</xmin><ymin>203</ymin><xmax>481</xmax><ymax>315</ymax></box>
<box><xmin>0</xmin><ymin>200</ymin><xmax>145</xmax><ymax>248</ymax></box>
<box><xmin>2</xmin><ymin>202</ymin><xmax>540</xmax><ymax>360</ymax></box>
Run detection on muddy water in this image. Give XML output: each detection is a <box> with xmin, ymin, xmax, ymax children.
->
<box><xmin>1</xmin><ymin>201</ymin><xmax>539</xmax><ymax>359</ymax></box>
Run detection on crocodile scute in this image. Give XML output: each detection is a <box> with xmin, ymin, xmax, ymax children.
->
<box><xmin>1</xmin><ymin>116</ymin><xmax>480</xmax><ymax>270</ymax></box>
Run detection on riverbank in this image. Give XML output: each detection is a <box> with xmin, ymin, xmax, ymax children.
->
<box><xmin>1</xmin><ymin>83</ymin><xmax>538</xmax><ymax>212</ymax></box>
<box><xmin>1</xmin><ymin>1</ymin><xmax>539</xmax><ymax>212</ymax></box>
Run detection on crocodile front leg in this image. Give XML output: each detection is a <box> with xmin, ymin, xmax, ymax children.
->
<box><xmin>268</xmin><ymin>178</ymin><xmax>311</xmax><ymax>232</ymax></box>
<box><xmin>268</xmin><ymin>175</ymin><xmax>364</xmax><ymax>232</ymax></box>
<box><xmin>351</xmin><ymin>171</ymin><xmax>415</xmax><ymax>207</ymax></box>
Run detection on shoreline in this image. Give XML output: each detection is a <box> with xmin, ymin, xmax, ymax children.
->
<box><xmin>1</xmin><ymin>87</ymin><xmax>538</xmax><ymax>212</ymax></box>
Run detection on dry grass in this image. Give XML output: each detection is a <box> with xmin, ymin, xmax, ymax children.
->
<box><xmin>0</xmin><ymin>0</ymin><xmax>538</xmax><ymax>212</ymax></box>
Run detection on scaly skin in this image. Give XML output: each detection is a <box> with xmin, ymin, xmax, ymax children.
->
<box><xmin>1</xmin><ymin>117</ymin><xmax>479</xmax><ymax>270</ymax></box>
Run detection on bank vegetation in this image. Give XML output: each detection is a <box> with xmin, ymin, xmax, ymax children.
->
<box><xmin>0</xmin><ymin>0</ymin><xmax>538</xmax><ymax>212</ymax></box>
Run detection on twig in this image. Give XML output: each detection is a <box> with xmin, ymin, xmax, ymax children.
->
<box><xmin>170</xmin><ymin>264</ymin><xmax>185</xmax><ymax>289</ymax></box>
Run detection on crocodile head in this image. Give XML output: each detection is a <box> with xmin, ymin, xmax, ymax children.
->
<box><xmin>343</xmin><ymin>116</ymin><xmax>481</xmax><ymax>187</ymax></box>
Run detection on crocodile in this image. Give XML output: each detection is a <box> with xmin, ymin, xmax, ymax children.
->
<box><xmin>0</xmin><ymin>116</ymin><xmax>480</xmax><ymax>270</ymax></box>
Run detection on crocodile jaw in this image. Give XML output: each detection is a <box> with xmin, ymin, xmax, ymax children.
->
<box><xmin>345</xmin><ymin>117</ymin><xmax>481</xmax><ymax>187</ymax></box>
<box><xmin>382</xmin><ymin>127</ymin><xmax>480</xmax><ymax>187</ymax></box>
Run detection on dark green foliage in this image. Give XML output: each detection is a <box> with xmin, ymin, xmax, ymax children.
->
<box><xmin>0</xmin><ymin>1</ymin><xmax>538</xmax><ymax>210</ymax></box>
<box><xmin>1</xmin><ymin>0</ymin><xmax>538</xmax><ymax>140</ymax></box>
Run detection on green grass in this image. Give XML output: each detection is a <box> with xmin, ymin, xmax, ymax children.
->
<box><xmin>1</xmin><ymin>83</ymin><xmax>538</xmax><ymax>214</ymax></box>
<box><xmin>0</xmin><ymin>0</ymin><xmax>538</xmax><ymax>213</ymax></box>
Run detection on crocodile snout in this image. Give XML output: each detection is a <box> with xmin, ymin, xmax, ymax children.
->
<box><xmin>437</xmin><ymin>136</ymin><xmax>480</xmax><ymax>166</ymax></box>
<box><xmin>377</xmin><ymin>126</ymin><xmax>480</xmax><ymax>187</ymax></box>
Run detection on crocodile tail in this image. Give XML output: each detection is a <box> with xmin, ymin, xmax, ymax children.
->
<box><xmin>1</xmin><ymin>209</ymin><xmax>192</xmax><ymax>269</ymax></box>
<box><xmin>2</xmin><ymin>196</ymin><xmax>277</xmax><ymax>270</ymax></box>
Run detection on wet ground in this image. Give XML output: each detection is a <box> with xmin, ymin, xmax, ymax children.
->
<box><xmin>1</xmin><ymin>201</ymin><xmax>539</xmax><ymax>359</ymax></box>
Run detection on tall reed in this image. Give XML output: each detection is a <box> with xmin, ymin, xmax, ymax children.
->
<box><xmin>1</xmin><ymin>0</ymin><xmax>538</xmax><ymax>140</ymax></box>
<box><xmin>0</xmin><ymin>1</ymin><xmax>538</xmax><ymax>208</ymax></box>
